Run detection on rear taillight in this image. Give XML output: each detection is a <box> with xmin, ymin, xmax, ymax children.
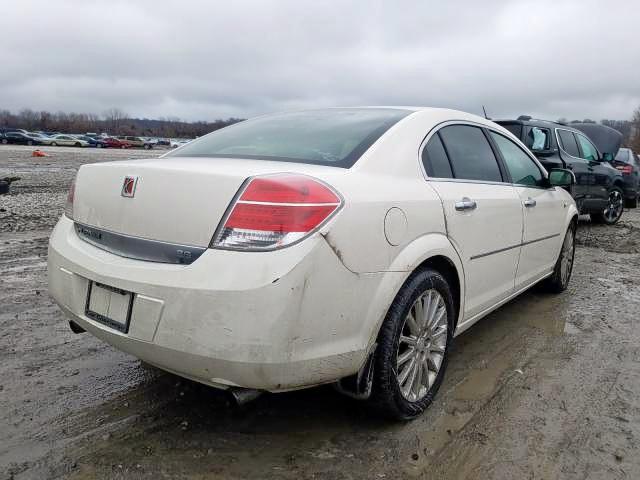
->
<box><xmin>64</xmin><ymin>178</ymin><xmax>75</xmax><ymax>219</ymax></box>
<box><xmin>212</xmin><ymin>174</ymin><xmax>342</xmax><ymax>251</ymax></box>
<box><xmin>616</xmin><ymin>165</ymin><xmax>633</xmax><ymax>175</ymax></box>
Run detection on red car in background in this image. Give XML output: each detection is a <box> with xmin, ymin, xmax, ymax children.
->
<box><xmin>103</xmin><ymin>137</ymin><xmax>131</xmax><ymax>149</ymax></box>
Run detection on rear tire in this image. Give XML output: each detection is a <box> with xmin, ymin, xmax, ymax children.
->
<box><xmin>27</xmin><ymin>140</ymin><xmax>33</xmax><ymax>146</ymax></box>
<box><xmin>75</xmin><ymin>142</ymin><xmax>81</xmax><ymax>147</ymax></box>
<box><xmin>1</xmin><ymin>139</ymin><xmax>7</xmax><ymax>144</ymax></box>
<box><xmin>51</xmin><ymin>142</ymin><xmax>57</xmax><ymax>146</ymax></box>
<box><xmin>121</xmin><ymin>145</ymin><xmax>127</xmax><ymax>149</ymax></box>
<box><xmin>368</xmin><ymin>268</ymin><xmax>454</xmax><ymax>420</ymax></box>
<box><xmin>590</xmin><ymin>186</ymin><xmax>624</xmax><ymax>225</ymax></box>
<box><xmin>543</xmin><ymin>222</ymin><xmax>576</xmax><ymax>293</ymax></box>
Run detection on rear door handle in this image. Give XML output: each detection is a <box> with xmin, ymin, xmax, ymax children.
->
<box><xmin>454</xmin><ymin>197</ymin><xmax>477</xmax><ymax>211</ymax></box>
<box><xmin>523</xmin><ymin>198</ymin><xmax>537</xmax><ymax>207</ymax></box>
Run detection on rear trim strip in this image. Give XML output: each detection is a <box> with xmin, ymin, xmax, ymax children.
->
<box><xmin>470</xmin><ymin>233</ymin><xmax>560</xmax><ymax>261</ymax></box>
<box><xmin>74</xmin><ymin>222</ymin><xmax>206</xmax><ymax>265</ymax></box>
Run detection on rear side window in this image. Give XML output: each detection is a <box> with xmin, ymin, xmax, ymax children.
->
<box><xmin>576</xmin><ymin>134</ymin><xmax>599</xmax><ymax>161</ymax></box>
<box><xmin>422</xmin><ymin>134</ymin><xmax>453</xmax><ymax>178</ymax></box>
<box><xmin>438</xmin><ymin>125</ymin><xmax>503</xmax><ymax>182</ymax></box>
<box><xmin>557</xmin><ymin>130</ymin><xmax>581</xmax><ymax>158</ymax></box>
<box><xmin>499</xmin><ymin>123</ymin><xmax>522</xmax><ymax>139</ymax></box>
<box><xmin>490</xmin><ymin>132</ymin><xmax>544</xmax><ymax>187</ymax></box>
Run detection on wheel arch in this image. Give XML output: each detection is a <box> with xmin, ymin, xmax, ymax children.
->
<box><xmin>362</xmin><ymin>233</ymin><xmax>465</xmax><ymax>358</ymax></box>
<box><xmin>613</xmin><ymin>181</ymin><xmax>625</xmax><ymax>194</ymax></box>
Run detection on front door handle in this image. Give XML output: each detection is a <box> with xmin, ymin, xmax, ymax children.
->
<box><xmin>454</xmin><ymin>197</ymin><xmax>477</xmax><ymax>211</ymax></box>
<box><xmin>523</xmin><ymin>198</ymin><xmax>537</xmax><ymax>207</ymax></box>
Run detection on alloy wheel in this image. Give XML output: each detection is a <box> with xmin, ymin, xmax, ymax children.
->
<box><xmin>560</xmin><ymin>227</ymin><xmax>575</xmax><ymax>286</ymax></box>
<box><xmin>604</xmin><ymin>190</ymin><xmax>623</xmax><ymax>223</ymax></box>
<box><xmin>396</xmin><ymin>289</ymin><xmax>448</xmax><ymax>402</ymax></box>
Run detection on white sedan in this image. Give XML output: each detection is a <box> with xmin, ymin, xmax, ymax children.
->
<box><xmin>49</xmin><ymin>134</ymin><xmax>89</xmax><ymax>147</ymax></box>
<box><xmin>48</xmin><ymin>107</ymin><xmax>578</xmax><ymax>419</ymax></box>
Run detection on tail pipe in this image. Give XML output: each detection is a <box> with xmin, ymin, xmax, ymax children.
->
<box><xmin>228</xmin><ymin>387</ymin><xmax>263</xmax><ymax>405</ymax></box>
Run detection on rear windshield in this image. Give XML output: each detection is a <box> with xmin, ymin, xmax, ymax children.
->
<box><xmin>615</xmin><ymin>148</ymin><xmax>630</xmax><ymax>163</ymax></box>
<box><xmin>166</xmin><ymin>108</ymin><xmax>411</xmax><ymax>168</ymax></box>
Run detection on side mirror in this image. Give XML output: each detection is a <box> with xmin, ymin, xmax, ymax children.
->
<box><xmin>548</xmin><ymin>168</ymin><xmax>575</xmax><ymax>188</ymax></box>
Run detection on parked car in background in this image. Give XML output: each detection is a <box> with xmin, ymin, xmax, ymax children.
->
<box><xmin>49</xmin><ymin>134</ymin><xmax>89</xmax><ymax>147</ymax></box>
<box><xmin>170</xmin><ymin>138</ymin><xmax>191</xmax><ymax>148</ymax></box>
<box><xmin>74</xmin><ymin>135</ymin><xmax>107</xmax><ymax>148</ymax></box>
<box><xmin>49</xmin><ymin>107</ymin><xmax>578</xmax><ymax>420</ymax></box>
<box><xmin>0</xmin><ymin>133</ymin><xmax>5</xmax><ymax>144</ymax></box>
<box><xmin>0</xmin><ymin>128</ymin><xmax>29</xmax><ymax>135</ymax></box>
<box><xmin>496</xmin><ymin>117</ymin><xmax>625</xmax><ymax>225</ymax></box>
<box><xmin>2</xmin><ymin>132</ymin><xmax>44</xmax><ymax>146</ymax></box>
<box><xmin>102</xmin><ymin>137</ymin><xmax>131</xmax><ymax>149</ymax></box>
<box><xmin>28</xmin><ymin>132</ymin><xmax>55</xmax><ymax>145</ymax></box>
<box><xmin>611</xmin><ymin>148</ymin><xmax>640</xmax><ymax>207</ymax></box>
<box><xmin>117</xmin><ymin>136</ymin><xmax>153</xmax><ymax>149</ymax></box>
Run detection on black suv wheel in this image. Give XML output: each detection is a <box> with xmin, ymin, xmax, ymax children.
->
<box><xmin>591</xmin><ymin>186</ymin><xmax>624</xmax><ymax>225</ymax></box>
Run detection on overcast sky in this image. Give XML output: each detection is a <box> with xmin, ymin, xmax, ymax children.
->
<box><xmin>1</xmin><ymin>0</ymin><xmax>639</xmax><ymax>122</ymax></box>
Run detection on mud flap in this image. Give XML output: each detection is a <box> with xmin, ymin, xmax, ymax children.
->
<box><xmin>334</xmin><ymin>343</ymin><xmax>377</xmax><ymax>400</ymax></box>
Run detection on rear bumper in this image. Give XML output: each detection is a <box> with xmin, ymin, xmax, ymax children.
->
<box><xmin>48</xmin><ymin>216</ymin><xmax>383</xmax><ymax>391</ymax></box>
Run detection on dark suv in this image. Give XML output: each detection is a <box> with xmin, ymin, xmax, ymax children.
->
<box><xmin>610</xmin><ymin>148</ymin><xmax>639</xmax><ymax>208</ymax></box>
<box><xmin>496</xmin><ymin>117</ymin><xmax>625</xmax><ymax>225</ymax></box>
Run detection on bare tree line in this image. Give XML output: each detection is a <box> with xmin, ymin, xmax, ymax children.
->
<box><xmin>0</xmin><ymin>108</ymin><xmax>243</xmax><ymax>138</ymax></box>
<box><xmin>2</xmin><ymin>106</ymin><xmax>640</xmax><ymax>148</ymax></box>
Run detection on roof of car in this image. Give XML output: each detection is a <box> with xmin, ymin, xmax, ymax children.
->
<box><xmin>495</xmin><ymin>116</ymin><xmax>578</xmax><ymax>131</ymax></box>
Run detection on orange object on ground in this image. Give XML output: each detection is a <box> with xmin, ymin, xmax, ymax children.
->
<box><xmin>32</xmin><ymin>150</ymin><xmax>49</xmax><ymax>157</ymax></box>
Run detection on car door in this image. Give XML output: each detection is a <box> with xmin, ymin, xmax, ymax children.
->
<box><xmin>575</xmin><ymin>132</ymin><xmax>609</xmax><ymax>205</ymax></box>
<box><xmin>422</xmin><ymin>123</ymin><xmax>523</xmax><ymax>319</ymax></box>
<box><xmin>556</xmin><ymin>129</ymin><xmax>591</xmax><ymax>207</ymax></box>
<box><xmin>489</xmin><ymin>131</ymin><xmax>567</xmax><ymax>287</ymax></box>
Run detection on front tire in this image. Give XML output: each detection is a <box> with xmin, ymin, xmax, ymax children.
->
<box><xmin>590</xmin><ymin>186</ymin><xmax>624</xmax><ymax>224</ymax></box>
<box><xmin>368</xmin><ymin>268</ymin><xmax>454</xmax><ymax>420</ymax></box>
<box><xmin>543</xmin><ymin>222</ymin><xmax>576</xmax><ymax>293</ymax></box>
<box><xmin>51</xmin><ymin>142</ymin><xmax>57</xmax><ymax>146</ymax></box>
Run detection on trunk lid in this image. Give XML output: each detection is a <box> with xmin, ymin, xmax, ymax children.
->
<box><xmin>73</xmin><ymin>157</ymin><xmax>343</xmax><ymax>247</ymax></box>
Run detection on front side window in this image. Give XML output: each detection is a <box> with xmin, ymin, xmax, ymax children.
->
<box><xmin>166</xmin><ymin>108</ymin><xmax>411</xmax><ymax>168</ymax></box>
<box><xmin>576</xmin><ymin>134</ymin><xmax>599</xmax><ymax>161</ymax></box>
<box><xmin>490</xmin><ymin>132</ymin><xmax>544</xmax><ymax>187</ymax></box>
<box><xmin>422</xmin><ymin>134</ymin><xmax>453</xmax><ymax>178</ymax></box>
<box><xmin>557</xmin><ymin>129</ymin><xmax>581</xmax><ymax>158</ymax></box>
<box><xmin>438</xmin><ymin>125</ymin><xmax>503</xmax><ymax>182</ymax></box>
<box><xmin>525</xmin><ymin>127</ymin><xmax>550</xmax><ymax>151</ymax></box>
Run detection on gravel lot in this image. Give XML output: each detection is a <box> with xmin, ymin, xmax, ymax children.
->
<box><xmin>1</xmin><ymin>145</ymin><xmax>639</xmax><ymax>479</ymax></box>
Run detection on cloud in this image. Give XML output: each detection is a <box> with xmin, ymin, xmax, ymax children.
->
<box><xmin>1</xmin><ymin>0</ymin><xmax>639</xmax><ymax>121</ymax></box>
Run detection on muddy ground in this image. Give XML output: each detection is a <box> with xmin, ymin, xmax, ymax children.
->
<box><xmin>1</xmin><ymin>144</ymin><xmax>639</xmax><ymax>479</ymax></box>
